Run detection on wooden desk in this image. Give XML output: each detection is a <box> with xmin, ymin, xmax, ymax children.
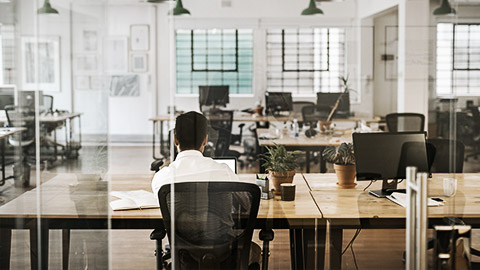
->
<box><xmin>304</xmin><ymin>173</ymin><xmax>480</xmax><ymax>269</ymax></box>
<box><xmin>257</xmin><ymin>128</ymin><xmax>352</xmax><ymax>173</ymax></box>
<box><xmin>0</xmin><ymin>173</ymin><xmax>324</xmax><ymax>270</ymax></box>
<box><xmin>0</xmin><ymin>112</ymin><xmax>82</xmax><ymax>160</ymax></box>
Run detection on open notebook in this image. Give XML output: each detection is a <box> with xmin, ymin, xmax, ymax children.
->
<box><xmin>110</xmin><ymin>190</ymin><xmax>159</xmax><ymax>211</ymax></box>
<box><xmin>386</xmin><ymin>192</ymin><xmax>444</xmax><ymax>208</ymax></box>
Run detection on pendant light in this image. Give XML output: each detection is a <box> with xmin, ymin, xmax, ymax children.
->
<box><xmin>301</xmin><ymin>0</ymin><xmax>324</xmax><ymax>16</ymax></box>
<box><xmin>433</xmin><ymin>0</ymin><xmax>456</xmax><ymax>16</ymax></box>
<box><xmin>169</xmin><ymin>0</ymin><xmax>190</xmax><ymax>16</ymax></box>
<box><xmin>37</xmin><ymin>0</ymin><xmax>59</xmax><ymax>15</ymax></box>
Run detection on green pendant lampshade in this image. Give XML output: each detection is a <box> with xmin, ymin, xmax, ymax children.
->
<box><xmin>169</xmin><ymin>0</ymin><xmax>190</xmax><ymax>16</ymax></box>
<box><xmin>433</xmin><ymin>0</ymin><xmax>456</xmax><ymax>15</ymax></box>
<box><xmin>37</xmin><ymin>0</ymin><xmax>59</xmax><ymax>15</ymax></box>
<box><xmin>301</xmin><ymin>0</ymin><xmax>324</xmax><ymax>15</ymax></box>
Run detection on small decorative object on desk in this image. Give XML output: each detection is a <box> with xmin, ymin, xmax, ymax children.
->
<box><xmin>256</xmin><ymin>174</ymin><xmax>273</xmax><ymax>200</ymax></box>
<box><xmin>259</xmin><ymin>143</ymin><xmax>300</xmax><ymax>195</ymax></box>
<box><xmin>322</xmin><ymin>142</ymin><xmax>356</xmax><ymax>188</ymax></box>
<box><xmin>281</xmin><ymin>183</ymin><xmax>296</xmax><ymax>201</ymax></box>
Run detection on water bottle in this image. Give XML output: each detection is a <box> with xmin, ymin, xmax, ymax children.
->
<box><xmin>292</xmin><ymin>119</ymin><xmax>299</xmax><ymax>138</ymax></box>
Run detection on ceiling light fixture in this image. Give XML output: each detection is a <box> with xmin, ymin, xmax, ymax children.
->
<box><xmin>433</xmin><ymin>0</ymin><xmax>456</xmax><ymax>15</ymax></box>
<box><xmin>38</xmin><ymin>0</ymin><xmax>59</xmax><ymax>15</ymax></box>
<box><xmin>169</xmin><ymin>0</ymin><xmax>190</xmax><ymax>16</ymax></box>
<box><xmin>301</xmin><ymin>0</ymin><xmax>324</xmax><ymax>15</ymax></box>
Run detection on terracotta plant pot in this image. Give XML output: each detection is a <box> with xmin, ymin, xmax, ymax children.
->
<box><xmin>334</xmin><ymin>164</ymin><xmax>356</xmax><ymax>188</ymax></box>
<box><xmin>318</xmin><ymin>121</ymin><xmax>332</xmax><ymax>134</ymax></box>
<box><xmin>269</xmin><ymin>170</ymin><xmax>296</xmax><ymax>195</ymax></box>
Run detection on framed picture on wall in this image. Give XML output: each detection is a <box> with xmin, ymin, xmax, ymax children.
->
<box><xmin>75</xmin><ymin>54</ymin><xmax>98</xmax><ymax>72</ymax></box>
<box><xmin>109</xmin><ymin>75</ymin><xmax>140</xmax><ymax>97</ymax></box>
<box><xmin>82</xmin><ymin>29</ymin><xmax>98</xmax><ymax>52</ymax></box>
<box><xmin>131</xmin><ymin>54</ymin><xmax>148</xmax><ymax>73</ymax></box>
<box><xmin>21</xmin><ymin>36</ymin><xmax>61</xmax><ymax>92</ymax></box>
<box><xmin>130</xmin><ymin>25</ymin><xmax>149</xmax><ymax>51</ymax></box>
<box><xmin>104</xmin><ymin>37</ymin><xmax>128</xmax><ymax>73</ymax></box>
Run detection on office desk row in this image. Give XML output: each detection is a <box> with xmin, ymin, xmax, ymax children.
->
<box><xmin>149</xmin><ymin>112</ymin><xmax>375</xmax><ymax>160</ymax></box>
<box><xmin>2</xmin><ymin>172</ymin><xmax>479</xmax><ymax>269</ymax></box>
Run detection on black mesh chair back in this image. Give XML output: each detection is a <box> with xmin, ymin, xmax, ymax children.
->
<box><xmin>292</xmin><ymin>101</ymin><xmax>314</xmax><ymax>120</ymax></box>
<box><xmin>427</xmin><ymin>138</ymin><xmax>465</xmax><ymax>173</ymax></box>
<box><xmin>214</xmin><ymin>128</ymin><xmax>232</xmax><ymax>157</ymax></box>
<box><xmin>386</xmin><ymin>113</ymin><xmax>425</xmax><ymax>132</ymax></box>
<box><xmin>158</xmin><ymin>182</ymin><xmax>260</xmax><ymax>270</ymax></box>
<box><xmin>301</xmin><ymin>105</ymin><xmax>329</xmax><ymax>125</ymax></box>
<box><xmin>5</xmin><ymin>105</ymin><xmax>35</xmax><ymax>144</ymax></box>
<box><xmin>207</xmin><ymin>110</ymin><xmax>234</xmax><ymax>132</ymax></box>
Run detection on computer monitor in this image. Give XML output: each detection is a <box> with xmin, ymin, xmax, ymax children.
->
<box><xmin>265</xmin><ymin>92</ymin><xmax>293</xmax><ymax>115</ymax></box>
<box><xmin>18</xmin><ymin>90</ymin><xmax>44</xmax><ymax>109</ymax></box>
<box><xmin>0</xmin><ymin>85</ymin><xmax>16</xmax><ymax>110</ymax></box>
<box><xmin>353</xmin><ymin>132</ymin><xmax>429</xmax><ymax>198</ymax></box>
<box><xmin>213</xmin><ymin>157</ymin><xmax>237</xmax><ymax>174</ymax></box>
<box><xmin>316</xmin><ymin>92</ymin><xmax>350</xmax><ymax>118</ymax></box>
<box><xmin>199</xmin><ymin>86</ymin><xmax>229</xmax><ymax>109</ymax></box>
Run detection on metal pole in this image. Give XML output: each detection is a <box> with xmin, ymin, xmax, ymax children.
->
<box><xmin>406</xmin><ymin>166</ymin><xmax>417</xmax><ymax>270</ymax></box>
<box><xmin>417</xmin><ymin>172</ymin><xmax>428</xmax><ymax>270</ymax></box>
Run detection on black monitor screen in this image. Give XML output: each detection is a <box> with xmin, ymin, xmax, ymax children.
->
<box><xmin>199</xmin><ymin>86</ymin><xmax>229</xmax><ymax>107</ymax></box>
<box><xmin>18</xmin><ymin>90</ymin><xmax>44</xmax><ymax>109</ymax></box>
<box><xmin>353</xmin><ymin>132</ymin><xmax>429</xmax><ymax>181</ymax></box>
<box><xmin>316</xmin><ymin>92</ymin><xmax>350</xmax><ymax>118</ymax></box>
<box><xmin>265</xmin><ymin>92</ymin><xmax>293</xmax><ymax>113</ymax></box>
<box><xmin>0</xmin><ymin>87</ymin><xmax>15</xmax><ymax>110</ymax></box>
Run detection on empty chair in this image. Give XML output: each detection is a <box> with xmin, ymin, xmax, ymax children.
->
<box><xmin>292</xmin><ymin>101</ymin><xmax>315</xmax><ymax>123</ymax></box>
<box><xmin>301</xmin><ymin>105</ymin><xmax>329</xmax><ymax>126</ymax></box>
<box><xmin>385</xmin><ymin>113</ymin><xmax>425</xmax><ymax>132</ymax></box>
<box><xmin>428</xmin><ymin>138</ymin><xmax>465</xmax><ymax>173</ymax></box>
<box><xmin>158</xmin><ymin>182</ymin><xmax>260</xmax><ymax>269</ymax></box>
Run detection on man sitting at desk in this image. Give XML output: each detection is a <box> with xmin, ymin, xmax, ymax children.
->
<box><xmin>151</xmin><ymin>111</ymin><xmax>261</xmax><ymax>266</ymax></box>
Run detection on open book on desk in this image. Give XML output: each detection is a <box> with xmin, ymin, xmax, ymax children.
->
<box><xmin>110</xmin><ymin>190</ymin><xmax>159</xmax><ymax>211</ymax></box>
<box><xmin>386</xmin><ymin>192</ymin><xmax>444</xmax><ymax>208</ymax></box>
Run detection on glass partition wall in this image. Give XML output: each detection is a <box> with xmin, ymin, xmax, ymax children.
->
<box><xmin>1</xmin><ymin>0</ymin><xmax>479</xmax><ymax>269</ymax></box>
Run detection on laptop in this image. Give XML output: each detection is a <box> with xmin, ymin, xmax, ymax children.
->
<box><xmin>213</xmin><ymin>157</ymin><xmax>237</xmax><ymax>174</ymax></box>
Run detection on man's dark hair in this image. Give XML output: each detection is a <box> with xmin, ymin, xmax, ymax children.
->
<box><xmin>175</xmin><ymin>111</ymin><xmax>208</xmax><ymax>150</ymax></box>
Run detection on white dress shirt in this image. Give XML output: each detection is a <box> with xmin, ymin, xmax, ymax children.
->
<box><xmin>151</xmin><ymin>150</ymin><xmax>239</xmax><ymax>196</ymax></box>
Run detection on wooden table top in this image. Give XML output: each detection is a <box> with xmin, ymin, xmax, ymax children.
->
<box><xmin>0</xmin><ymin>127</ymin><xmax>26</xmax><ymax>139</ymax></box>
<box><xmin>0</xmin><ymin>173</ymin><xmax>321</xmax><ymax>221</ymax></box>
<box><xmin>257</xmin><ymin>128</ymin><xmax>352</xmax><ymax>147</ymax></box>
<box><xmin>0</xmin><ymin>112</ymin><xmax>82</xmax><ymax>124</ymax></box>
<box><xmin>304</xmin><ymin>173</ymin><xmax>480</xmax><ymax>220</ymax></box>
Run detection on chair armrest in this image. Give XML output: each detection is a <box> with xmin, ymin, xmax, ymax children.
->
<box><xmin>150</xmin><ymin>229</ymin><xmax>166</xmax><ymax>241</ymax></box>
<box><xmin>150</xmin><ymin>160</ymin><xmax>164</xmax><ymax>172</ymax></box>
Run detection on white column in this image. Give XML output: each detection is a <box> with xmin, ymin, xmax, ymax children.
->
<box><xmin>397</xmin><ymin>0</ymin><xmax>430</xmax><ymax>123</ymax></box>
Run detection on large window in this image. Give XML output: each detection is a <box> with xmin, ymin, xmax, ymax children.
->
<box><xmin>176</xmin><ymin>29</ymin><xmax>253</xmax><ymax>94</ymax></box>
<box><xmin>266</xmin><ymin>28</ymin><xmax>346</xmax><ymax>95</ymax></box>
<box><xmin>436</xmin><ymin>23</ymin><xmax>480</xmax><ymax>95</ymax></box>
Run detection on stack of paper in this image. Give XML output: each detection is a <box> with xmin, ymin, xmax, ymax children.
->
<box><xmin>387</xmin><ymin>192</ymin><xmax>444</xmax><ymax>208</ymax></box>
<box><xmin>110</xmin><ymin>190</ymin><xmax>159</xmax><ymax>211</ymax></box>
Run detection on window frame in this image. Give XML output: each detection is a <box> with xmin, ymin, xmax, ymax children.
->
<box><xmin>452</xmin><ymin>23</ymin><xmax>480</xmax><ymax>71</ymax></box>
<box><xmin>190</xmin><ymin>29</ymin><xmax>240</xmax><ymax>73</ymax></box>
<box><xmin>281</xmin><ymin>29</ymin><xmax>331</xmax><ymax>72</ymax></box>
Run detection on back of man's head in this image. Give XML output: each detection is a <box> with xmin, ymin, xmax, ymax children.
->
<box><xmin>175</xmin><ymin>111</ymin><xmax>208</xmax><ymax>151</ymax></box>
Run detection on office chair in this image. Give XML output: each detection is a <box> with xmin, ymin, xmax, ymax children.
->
<box><xmin>292</xmin><ymin>101</ymin><xmax>315</xmax><ymax>124</ymax></box>
<box><xmin>427</xmin><ymin>138</ymin><xmax>465</xmax><ymax>173</ymax></box>
<box><xmin>158</xmin><ymin>182</ymin><xmax>261</xmax><ymax>270</ymax></box>
<box><xmin>42</xmin><ymin>95</ymin><xmax>54</xmax><ymax>114</ymax></box>
<box><xmin>301</xmin><ymin>105</ymin><xmax>329</xmax><ymax>127</ymax></box>
<box><xmin>207</xmin><ymin>111</ymin><xmax>243</xmax><ymax>164</ymax></box>
<box><xmin>4</xmin><ymin>105</ymin><xmax>34</xmax><ymax>186</ymax></box>
<box><xmin>385</xmin><ymin>113</ymin><xmax>425</xmax><ymax>132</ymax></box>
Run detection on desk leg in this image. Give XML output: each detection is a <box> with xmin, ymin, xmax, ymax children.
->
<box><xmin>30</xmin><ymin>222</ymin><xmax>49</xmax><ymax>270</ymax></box>
<box><xmin>152</xmin><ymin>121</ymin><xmax>157</xmax><ymax>160</ymax></box>
<box><xmin>305</xmin><ymin>151</ymin><xmax>311</xmax><ymax>173</ymax></box>
<box><xmin>290</xmin><ymin>229</ymin><xmax>326</xmax><ymax>270</ymax></box>
<box><xmin>1</xmin><ymin>138</ymin><xmax>6</xmax><ymax>183</ymax></box>
<box><xmin>329</xmin><ymin>228</ymin><xmax>343</xmax><ymax>270</ymax></box>
<box><xmin>0</xmin><ymin>228</ymin><xmax>11</xmax><ymax>269</ymax></box>
<box><xmin>319</xmin><ymin>146</ymin><xmax>327</xmax><ymax>173</ymax></box>
<box><xmin>62</xmin><ymin>229</ymin><xmax>70</xmax><ymax>270</ymax></box>
<box><xmin>160</xmin><ymin>121</ymin><xmax>165</xmax><ymax>156</ymax></box>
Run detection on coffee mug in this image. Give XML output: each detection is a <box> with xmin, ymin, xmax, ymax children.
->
<box><xmin>443</xmin><ymin>177</ymin><xmax>457</xmax><ymax>197</ymax></box>
<box><xmin>281</xmin><ymin>183</ymin><xmax>296</xmax><ymax>201</ymax></box>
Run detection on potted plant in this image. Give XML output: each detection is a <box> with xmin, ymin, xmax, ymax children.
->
<box><xmin>322</xmin><ymin>142</ymin><xmax>356</xmax><ymax>188</ymax></box>
<box><xmin>259</xmin><ymin>144</ymin><xmax>300</xmax><ymax>195</ymax></box>
<box><xmin>319</xmin><ymin>76</ymin><xmax>354</xmax><ymax>131</ymax></box>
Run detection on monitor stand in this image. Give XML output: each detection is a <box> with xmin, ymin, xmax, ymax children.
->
<box><xmin>369</xmin><ymin>179</ymin><xmax>405</xmax><ymax>198</ymax></box>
